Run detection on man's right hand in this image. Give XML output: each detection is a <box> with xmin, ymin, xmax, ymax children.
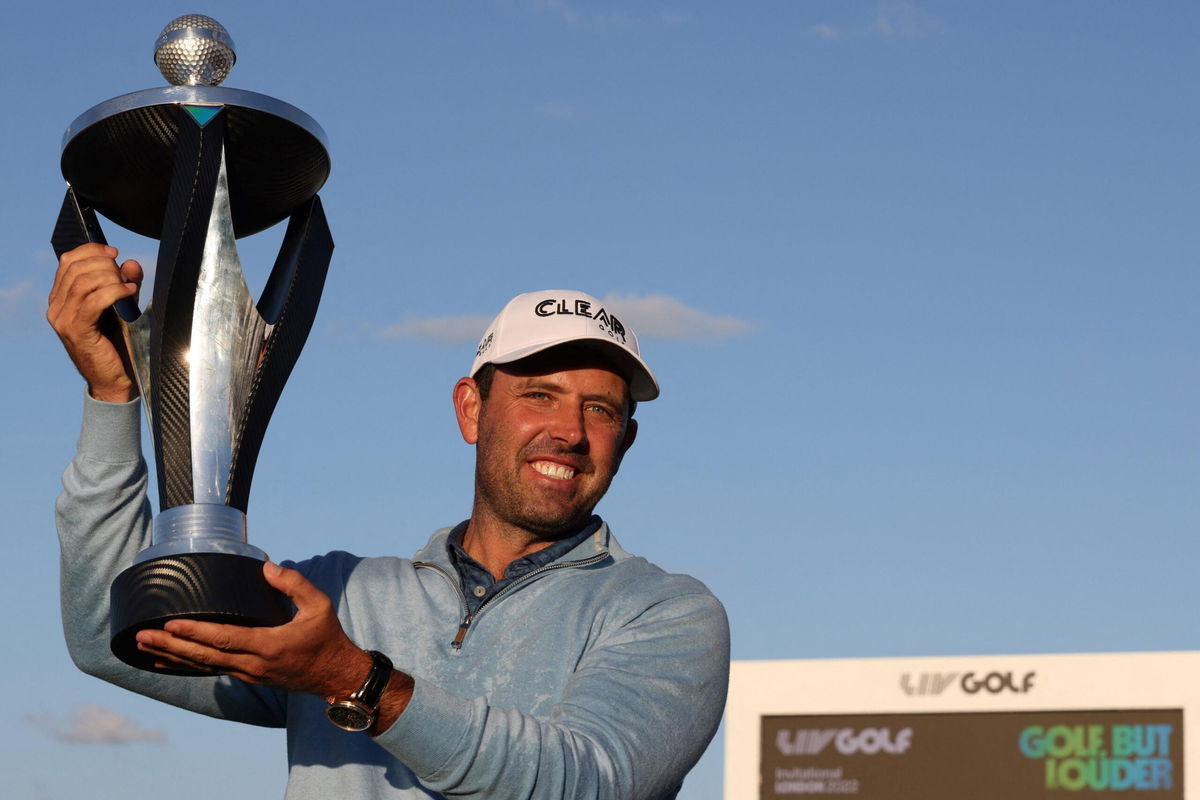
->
<box><xmin>47</xmin><ymin>243</ymin><xmax>143</xmax><ymax>403</ymax></box>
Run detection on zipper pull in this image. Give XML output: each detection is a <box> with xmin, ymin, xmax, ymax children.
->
<box><xmin>451</xmin><ymin>616</ymin><xmax>473</xmax><ymax>650</ymax></box>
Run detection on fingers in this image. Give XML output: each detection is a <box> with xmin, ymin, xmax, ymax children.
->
<box><xmin>48</xmin><ymin>271</ymin><xmax>136</xmax><ymax>336</ymax></box>
<box><xmin>135</xmin><ymin>627</ymin><xmax>221</xmax><ymax>674</ymax></box>
<box><xmin>119</xmin><ymin>258</ymin><xmax>145</xmax><ymax>287</ymax></box>
<box><xmin>131</xmin><ymin>575</ymin><xmax>350</xmax><ymax>693</ymax></box>
<box><xmin>48</xmin><ymin>244</ymin><xmax>141</xmax><ymax>327</ymax></box>
<box><xmin>161</xmin><ymin>619</ymin><xmax>243</xmax><ymax>651</ymax></box>
<box><xmin>48</xmin><ymin>243</ymin><xmax>114</xmax><ymax>308</ymax></box>
<box><xmin>49</xmin><ymin>245</ymin><xmax>113</xmax><ymax>323</ymax></box>
<box><xmin>47</xmin><ymin>243</ymin><xmax>142</xmax><ymax>401</ymax></box>
<box><xmin>48</xmin><ymin>245</ymin><xmax>132</xmax><ymax>334</ymax></box>
<box><xmin>136</xmin><ymin>621</ymin><xmax>268</xmax><ymax>681</ymax></box>
<box><xmin>263</xmin><ymin>562</ymin><xmax>330</xmax><ymax>616</ymax></box>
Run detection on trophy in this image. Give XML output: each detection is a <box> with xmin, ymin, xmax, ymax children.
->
<box><xmin>51</xmin><ymin>15</ymin><xmax>334</xmax><ymax>674</ymax></box>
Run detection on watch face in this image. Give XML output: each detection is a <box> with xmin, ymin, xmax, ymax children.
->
<box><xmin>326</xmin><ymin>701</ymin><xmax>372</xmax><ymax>732</ymax></box>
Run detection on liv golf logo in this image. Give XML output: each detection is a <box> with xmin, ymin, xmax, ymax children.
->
<box><xmin>776</xmin><ymin>727</ymin><xmax>913</xmax><ymax>756</ymax></box>
<box><xmin>901</xmin><ymin>670</ymin><xmax>1036</xmax><ymax>696</ymax></box>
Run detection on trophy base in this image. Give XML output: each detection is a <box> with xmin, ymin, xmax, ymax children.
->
<box><xmin>110</xmin><ymin>552</ymin><xmax>293</xmax><ymax>675</ymax></box>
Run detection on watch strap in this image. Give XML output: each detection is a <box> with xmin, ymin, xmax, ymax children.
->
<box><xmin>351</xmin><ymin>650</ymin><xmax>393</xmax><ymax>709</ymax></box>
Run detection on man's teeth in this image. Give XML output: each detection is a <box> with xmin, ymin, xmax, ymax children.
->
<box><xmin>532</xmin><ymin>461</ymin><xmax>575</xmax><ymax>480</ymax></box>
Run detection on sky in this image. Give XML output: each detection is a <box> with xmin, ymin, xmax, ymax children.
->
<box><xmin>2</xmin><ymin>1</ymin><xmax>1197</xmax><ymax>797</ymax></box>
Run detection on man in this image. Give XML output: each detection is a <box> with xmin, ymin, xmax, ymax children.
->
<box><xmin>49</xmin><ymin>242</ymin><xmax>730</xmax><ymax>799</ymax></box>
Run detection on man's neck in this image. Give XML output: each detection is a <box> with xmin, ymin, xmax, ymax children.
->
<box><xmin>460</xmin><ymin>504</ymin><xmax>607</xmax><ymax>581</ymax></box>
<box><xmin>460</xmin><ymin>515</ymin><xmax>555</xmax><ymax>581</ymax></box>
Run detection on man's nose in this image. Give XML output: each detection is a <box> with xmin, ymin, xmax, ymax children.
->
<box><xmin>547</xmin><ymin>404</ymin><xmax>588</xmax><ymax>449</ymax></box>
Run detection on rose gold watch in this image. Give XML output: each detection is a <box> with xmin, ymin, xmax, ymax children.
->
<box><xmin>325</xmin><ymin>650</ymin><xmax>393</xmax><ymax>732</ymax></box>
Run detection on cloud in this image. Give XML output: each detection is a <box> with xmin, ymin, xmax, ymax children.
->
<box><xmin>531</xmin><ymin>0</ymin><xmax>665</xmax><ymax>31</ymax></box>
<box><xmin>810</xmin><ymin>2</ymin><xmax>942</xmax><ymax>41</ymax></box>
<box><xmin>810</xmin><ymin>23</ymin><xmax>841</xmax><ymax>40</ymax></box>
<box><xmin>535</xmin><ymin>0</ymin><xmax>629</xmax><ymax>29</ymax></box>
<box><xmin>604</xmin><ymin>293</ymin><xmax>754</xmax><ymax>340</ymax></box>
<box><xmin>0</xmin><ymin>279</ymin><xmax>35</xmax><ymax>320</ymax></box>
<box><xmin>27</xmin><ymin>705</ymin><xmax>166</xmax><ymax>745</ymax></box>
<box><xmin>870</xmin><ymin>2</ymin><xmax>943</xmax><ymax>37</ymax></box>
<box><xmin>12</xmin><ymin>245</ymin><xmax>154</xmax><ymax>328</ymax></box>
<box><xmin>378</xmin><ymin>313</ymin><xmax>492</xmax><ymax>344</ymax></box>
<box><xmin>534</xmin><ymin>0</ymin><xmax>584</xmax><ymax>26</ymax></box>
<box><xmin>378</xmin><ymin>294</ymin><xmax>751</xmax><ymax>345</ymax></box>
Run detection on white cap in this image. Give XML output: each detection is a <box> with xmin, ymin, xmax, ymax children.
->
<box><xmin>470</xmin><ymin>290</ymin><xmax>660</xmax><ymax>401</ymax></box>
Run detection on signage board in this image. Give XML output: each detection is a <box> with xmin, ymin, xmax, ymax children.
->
<box><xmin>726</xmin><ymin>652</ymin><xmax>1200</xmax><ymax>798</ymax></box>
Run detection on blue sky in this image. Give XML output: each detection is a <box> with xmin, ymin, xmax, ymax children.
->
<box><xmin>3</xmin><ymin>1</ymin><xmax>1197</xmax><ymax>797</ymax></box>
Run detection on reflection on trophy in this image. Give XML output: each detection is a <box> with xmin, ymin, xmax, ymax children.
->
<box><xmin>51</xmin><ymin>15</ymin><xmax>334</xmax><ymax>674</ymax></box>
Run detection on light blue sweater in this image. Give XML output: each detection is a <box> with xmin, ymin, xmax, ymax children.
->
<box><xmin>57</xmin><ymin>396</ymin><xmax>730</xmax><ymax>798</ymax></box>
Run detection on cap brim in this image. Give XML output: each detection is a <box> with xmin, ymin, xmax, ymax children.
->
<box><xmin>484</xmin><ymin>336</ymin><xmax>659</xmax><ymax>402</ymax></box>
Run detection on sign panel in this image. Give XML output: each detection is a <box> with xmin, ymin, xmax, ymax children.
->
<box><xmin>762</xmin><ymin>709</ymin><xmax>1182</xmax><ymax>798</ymax></box>
<box><xmin>726</xmin><ymin>652</ymin><xmax>1200</xmax><ymax>799</ymax></box>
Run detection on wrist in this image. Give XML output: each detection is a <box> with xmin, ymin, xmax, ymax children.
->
<box><xmin>370</xmin><ymin>670</ymin><xmax>415</xmax><ymax>737</ymax></box>
<box><xmin>324</xmin><ymin>647</ymin><xmax>374</xmax><ymax>701</ymax></box>
<box><xmin>88</xmin><ymin>378</ymin><xmax>137</xmax><ymax>403</ymax></box>
<box><xmin>325</xmin><ymin>650</ymin><xmax>393</xmax><ymax>732</ymax></box>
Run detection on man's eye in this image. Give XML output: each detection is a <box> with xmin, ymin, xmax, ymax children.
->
<box><xmin>586</xmin><ymin>404</ymin><xmax>614</xmax><ymax>417</ymax></box>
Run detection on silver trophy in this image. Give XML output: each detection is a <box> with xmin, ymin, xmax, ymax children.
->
<box><xmin>51</xmin><ymin>16</ymin><xmax>334</xmax><ymax>674</ymax></box>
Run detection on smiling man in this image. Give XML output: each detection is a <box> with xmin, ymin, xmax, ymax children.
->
<box><xmin>50</xmin><ymin>249</ymin><xmax>729</xmax><ymax>800</ymax></box>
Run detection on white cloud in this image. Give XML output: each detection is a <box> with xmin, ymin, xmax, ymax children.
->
<box><xmin>530</xmin><ymin>0</ymin><xmax>648</xmax><ymax>31</ymax></box>
<box><xmin>379</xmin><ymin>294</ymin><xmax>751</xmax><ymax>345</ymax></box>
<box><xmin>27</xmin><ymin>704</ymin><xmax>167</xmax><ymax>745</ymax></box>
<box><xmin>810</xmin><ymin>23</ymin><xmax>841</xmax><ymax>41</ymax></box>
<box><xmin>0</xmin><ymin>279</ymin><xmax>35</xmax><ymax>321</ymax></box>
<box><xmin>810</xmin><ymin>2</ymin><xmax>942</xmax><ymax>41</ymax></box>
<box><xmin>870</xmin><ymin>2</ymin><xmax>943</xmax><ymax>38</ymax></box>
<box><xmin>534</xmin><ymin>0</ymin><xmax>585</xmax><ymax>27</ymax></box>
<box><xmin>379</xmin><ymin>313</ymin><xmax>492</xmax><ymax>344</ymax></box>
<box><xmin>603</xmin><ymin>293</ymin><xmax>753</xmax><ymax>340</ymax></box>
<box><xmin>0</xmin><ymin>279</ymin><xmax>34</xmax><ymax>303</ymax></box>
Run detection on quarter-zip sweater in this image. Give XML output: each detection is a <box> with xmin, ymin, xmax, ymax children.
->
<box><xmin>57</xmin><ymin>396</ymin><xmax>730</xmax><ymax>799</ymax></box>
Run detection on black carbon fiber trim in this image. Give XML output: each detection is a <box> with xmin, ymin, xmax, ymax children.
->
<box><xmin>110</xmin><ymin>552</ymin><xmax>293</xmax><ymax>675</ymax></box>
<box><xmin>226</xmin><ymin>196</ymin><xmax>334</xmax><ymax>512</ymax></box>
<box><xmin>62</xmin><ymin>102</ymin><xmax>328</xmax><ymax>239</ymax></box>
<box><xmin>49</xmin><ymin>190</ymin><xmax>141</xmax><ymax>367</ymax></box>
<box><xmin>150</xmin><ymin>107</ymin><xmax>227</xmax><ymax>510</ymax></box>
<box><xmin>51</xmin><ymin>187</ymin><xmax>108</xmax><ymax>257</ymax></box>
<box><xmin>61</xmin><ymin>105</ymin><xmax>177</xmax><ymax>239</ymax></box>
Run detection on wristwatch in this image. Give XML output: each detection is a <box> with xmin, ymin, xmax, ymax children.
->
<box><xmin>325</xmin><ymin>650</ymin><xmax>394</xmax><ymax>732</ymax></box>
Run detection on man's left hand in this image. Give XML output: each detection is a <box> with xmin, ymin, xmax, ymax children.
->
<box><xmin>135</xmin><ymin>562</ymin><xmax>371</xmax><ymax>698</ymax></box>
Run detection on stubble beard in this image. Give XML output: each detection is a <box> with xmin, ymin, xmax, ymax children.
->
<box><xmin>473</xmin><ymin>438</ymin><xmax>613</xmax><ymax>542</ymax></box>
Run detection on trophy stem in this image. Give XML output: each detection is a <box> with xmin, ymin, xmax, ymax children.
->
<box><xmin>136</xmin><ymin>504</ymin><xmax>267</xmax><ymax>563</ymax></box>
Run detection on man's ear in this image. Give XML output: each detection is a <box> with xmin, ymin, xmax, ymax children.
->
<box><xmin>623</xmin><ymin>418</ymin><xmax>638</xmax><ymax>454</ymax></box>
<box><xmin>453</xmin><ymin>377</ymin><xmax>483</xmax><ymax>444</ymax></box>
<box><xmin>617</xmin><ymin>417</ymin><xmax>638</xmax><ymax>462</ymax></box>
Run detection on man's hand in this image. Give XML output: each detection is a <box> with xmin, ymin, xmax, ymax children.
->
<box><xmin>135</xmin><ymin>562</ymin><xmax>371</xmax><ymax>700</ymax></box>
<box><xmin>47</xmin><ymin>243</ymin><xmax>143</xmax><ymax>403</ymax></box>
